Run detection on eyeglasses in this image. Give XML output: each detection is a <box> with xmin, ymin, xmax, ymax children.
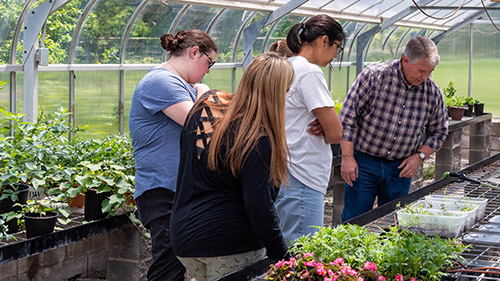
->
<box><xmin>333</xmin><ymin>41</ymin><xmax>344</xmax><ymax>55</ymax></box>
<box><xmin>202</xmin><ymin>52</ymin><xmax>216</xmax><ymax>68</ymax></box>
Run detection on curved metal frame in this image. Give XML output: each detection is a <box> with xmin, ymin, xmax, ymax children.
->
<box><xmin>207</xmin><ymin>8</ymin><xmax>225</xmax><ymax>33</ymax></box>
<box><xmin>69</xmin><ymin>0</ymin><xmax>100</xmax><ymax>64</ymax></box>
<box><xmin>261</xmin><ymin>20</ymin><xmax>279</xmax><ymax>54</ymax></box>
<box><xmin>394</xmin><ymin>28</ymin><xmax>413</xmax><ymax>57</ymax></box>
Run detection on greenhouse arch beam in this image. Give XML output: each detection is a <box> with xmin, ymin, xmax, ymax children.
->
<box><xmin>355</xmin><ymin>0</ymin><xmax>433</xmax><ymax>75</ymax></box>
<box><xmin>23</xmin><ymin>0</ymin><xmax>72</xmax><ymax>123</ymax></box>
<box><xmin>432</xmin><ymin>1</ymin><xmax>500</xmax><ymax>43</ymax></box>
<box><xmin>242</xmin><ymin>0</ymin><xmax>309</xmax><ymax>68</ymax></box>
<box><xmin>9</xmin><ymin>0</ymin><xmax>37</xmax><ymax>120</ymax></box>
<box><xmin>69</xmin><ymin>0</ymin><xmax>99</xmax><ymax>63</ymax></box>
<box><xmin>207</xmin><ymin>8</ymin><xmax>226</xmax><ymax>32</ymax></box>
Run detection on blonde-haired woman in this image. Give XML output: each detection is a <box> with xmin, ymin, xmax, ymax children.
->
<box><xmin>170</xmin><ymin>52</ymin><xmax>294</xmax><ymax>281</ymax></box>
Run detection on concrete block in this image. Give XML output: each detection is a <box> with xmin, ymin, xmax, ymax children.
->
<box><xmin>18</xmin><ymin>247</ymin><xmax>66</xmax><ymax>276</ymax></box>
<box><xmin>108</xmin><ymin>226</ymin><xmax>149</xmax><ymax>260</ymax></box>
<box><xmin>107</xmin><ymin>258</ymin><xmax>143</xmax><ymax>281</ymax></box>
<box><xmin>0</xmin><ymin>260</ymin><xmax>17</xmax><ymax>280</ymax></box>
<box><xmin>66</xmin><ymin>238</ymin><xmax>92</xmax><ymax>258</ymax></box>
<box><xmin>490</xmin><ymin>119</ymin><xmax>500</xmax><ymax>136</ymax></box>
<box><xmin>461</xmin><ymin>134</ymin><xmax>470</xmax><ymax>149</ymax></box>
<box><xmin>462</xmin><ymin>126</ymin><xmax>470</xmax><ymax>136</ymax></box>
<box><xmin>490</xmin><ymin>136</ymin><xmax>500</xmax><ymax>151</ymax></box>
<box><xmin>87</xmin><ymin>246</ymin><xmax>108</xmax><ymax>278</ymax></box>
<box><xmin>85</xmin><ymin>233</ymin><xmax>109</xmax><ymax>253</ymax></box>
<box><xmin>470</xmin><ymin>135</ymin><xmax>491</xmax><ymax>151</ymax></box>
<box><xmin>470</xmin><ymin>120</ymin><xmax>491</xmax><ymax>136</ymax></box>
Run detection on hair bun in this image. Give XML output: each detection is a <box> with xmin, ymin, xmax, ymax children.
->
<box><xmin>160</xmin><ymin>33</ymin><xmax>176</xmax><ymax>51</ymax></box>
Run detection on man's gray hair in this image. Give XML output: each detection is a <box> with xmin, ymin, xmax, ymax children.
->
<box><xmin>402</xmin><ymin>36</ymin><xmax>440</xmax><ymax>67</ymax></box>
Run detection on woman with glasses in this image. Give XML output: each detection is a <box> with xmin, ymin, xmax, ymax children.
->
<box><xmin>275</xmin><ymin>14</ymin><xmax>344</xmax><ymax>244</ymax></box>
<box><xmin>170</xmin><ymin>52</ymin><xmax>293</xmax><ymax>281</ymax></box>
<box><xmin>129</xmin><ymin>29</ymin><xmax>217</xmax><ymax>281</ymax></box>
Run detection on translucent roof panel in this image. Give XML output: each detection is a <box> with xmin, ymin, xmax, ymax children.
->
<box><xmin>264</xmin><ymin>15</ymin><xmax>304</xmax><ymax>52</ymax></box>
<box><xmin>174</xmin><ymin>5</ymin><xmax>221</xmax><ymax>32</ymax></box>
<box><xmin>74</xmin><ymin>0</ymin><xmax>138</xmax><ymax>64</ymax></box>
<box><xmin>0</xmin><ymin>0</ymin><xmax>26</xmax><ymax>64</ymax></box>
<box><xmin>209</xmin><ymin>9</ymin><xmax>250</xmax><ymax>63</ymax></box>
<box><xmin>124</xmin><ymin>2</ymin><xmax>185</xmax><ymax>64</ymax></box>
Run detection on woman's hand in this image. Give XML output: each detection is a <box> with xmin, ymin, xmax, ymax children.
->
<box><xmin>307</xmin><ymin>119</ymin><xmax>324</xmax><ymax>136</ymax></box>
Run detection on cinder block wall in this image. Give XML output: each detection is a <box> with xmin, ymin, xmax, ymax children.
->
<box><xmin>0</xmin><ymin>225</ymin><xmax>150</xmax><ymax>281</ymax></box>
<box><xmin>462</xmin><ymin>117</ymin><xmax>500</xmax><ymax>157</ymax></box>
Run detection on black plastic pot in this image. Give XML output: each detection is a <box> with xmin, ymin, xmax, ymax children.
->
<box><xmin>24</xmin><ymin>211</ymin><xmax>58</xmax><ymax>239</ymax></box>
<box><xmin>463</xmin><ymin>104</ymin><xmax>473</xmax><ymax>117</ymax></box>
<box><xmin>474</xmin><ymin>103</ymin><xmax>484</xmax><ymax>116</ymax></box>
<box><xmin>0</xmin><ymin>184</ymin><xmax>31</xmax><ymax>233</ymax></box>
<box><xmin>84</xmin><ymin>190</ymin><xmax>110</xmax><ymax>221</ymax></box>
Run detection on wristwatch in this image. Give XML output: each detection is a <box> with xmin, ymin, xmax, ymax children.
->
<box><xmin>417</xmin><ymin>151</ymin><xmax>425</xmax><ymax>161</ymax></box>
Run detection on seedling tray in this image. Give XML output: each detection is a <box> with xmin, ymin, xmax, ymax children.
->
<box><xmin>397</xmin><ymin>208</ymin><xmax>468</xmax><ymax>238</ymax></box>
<box><xmin>424</xmin><ymin>195</ymin><xmax>487</xmax><ymax>220</ymax></box>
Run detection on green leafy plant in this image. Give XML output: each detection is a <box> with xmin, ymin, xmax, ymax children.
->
<box><xmin>0</xmin><ymin>216</ymin><xmax>16</xmax><ymax>241</ymax></box>
<box><xmin>287</xmin><ymin>225</ymin><xmax>468</xmax><ymax>281</ymax></box>
<box><xmin>451</xmin><ymin>96</ymin><xmax>466</xmax><ymax>108</ymax></box>
<box><xmin>463</xmin><ymin>96</ymin><xmax>474</xmax><ymax>105</ymax></box>
<box><xmin>75</xmin><ymin>161</ymin><xmax>135</xmax><ymax>217</ymax></box>
<box><xmin>3</xmin><ymin>194</ymin><xmax>72</xmax><ymax>231</ymax></box>
<box><xmin>443</xmin><ymin>81</ymin><xmax>456</xmax><ymax>99</ymax></box>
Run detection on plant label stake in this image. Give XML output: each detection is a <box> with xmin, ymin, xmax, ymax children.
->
<box><xmin>27</xmin><ymin>186</ymin><xmax>45</xmax><ymax>201</ymax></box>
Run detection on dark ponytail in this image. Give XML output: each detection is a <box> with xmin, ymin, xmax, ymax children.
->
<box><xmin>160</xmin><ymin>30</ymin><xmax>218</xmax><ymax>57</ymax></box>
<box><xmin>286</xmin><ymin>14</ymin><xmax>344</xmax><ymax>54</ymax></box>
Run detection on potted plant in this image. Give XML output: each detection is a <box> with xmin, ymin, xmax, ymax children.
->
<box><xmin>449</xmin><ymin>96</ymin><xmax>467</xmax><ymax>121</ymax></box>
<box><xmin>75</xmin><ymin>161</ymin><xmax>134</xmax><ymax>221</ymax></box>
<box><xmin>463</xmin><ymin>96</ymin><xmax>474</xmax><ymax>117</ymax></box>
<box><xmin>4</xmin><ymin>193</ymin><xmax>71</xmax><ymax>239</ymax></box>
<box><xmin>473</xmin><ymin>98</ymin><xmax>484</xmax><ymax>116</ymax></box>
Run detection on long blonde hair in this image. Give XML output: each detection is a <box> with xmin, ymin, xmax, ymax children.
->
<box><xmin>208</xmin><ymin>52</ymin><xmax>294</xmax><ymax>187</ymax></box>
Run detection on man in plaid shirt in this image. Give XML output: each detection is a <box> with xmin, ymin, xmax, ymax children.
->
<box><xmin>339</xmin><ymin>36</ymin><xmax>448</xmax><ymax>221</ymax></box>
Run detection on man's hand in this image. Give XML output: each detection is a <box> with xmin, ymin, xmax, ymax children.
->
<box><xmin>307</xmin><ymin>119</ymin><xmax>324</xmax><ymax>136</ymax></box>
<box><xmin>341</xmin><ymin>156</ymin><xmax>358</xmax><ymax>186</ymax></box>
<box><xmin>398</xmin><ymin>154</ymin><xmax>422</xmax><ymax>178</ymax></box>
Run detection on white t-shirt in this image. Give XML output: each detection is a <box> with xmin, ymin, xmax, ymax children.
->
<box><xmin>285</xmin><ymin>56</ymin><xmax>335</xmax><ymax>195</ymax></box>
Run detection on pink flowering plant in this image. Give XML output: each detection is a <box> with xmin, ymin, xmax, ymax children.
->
<box><xmin>266</xmin><ymin>253</ymin><xmax>387</xmax><ymax>281</ymax></box>
<box><xmin>275</xmin><ymin>225</ymin><xmax>468</xmax><ymax>281</ymax></box>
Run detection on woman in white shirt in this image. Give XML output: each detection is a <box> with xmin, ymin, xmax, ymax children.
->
<box><xmin>275</xmin><ymin>14</ymin><xmax>344</xmax><ymax>244</ymax></box>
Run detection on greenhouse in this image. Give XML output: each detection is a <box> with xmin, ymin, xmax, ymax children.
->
<box><xmin>1</xmin><ymin>0</ymin><xmax>500</xmax><ymax>280</ymax></box>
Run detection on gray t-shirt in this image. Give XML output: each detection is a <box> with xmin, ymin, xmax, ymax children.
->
<box><xmin>129</xmin><ymin>68</ymin><xmax>197</xmax><ymax>199</ymax></box>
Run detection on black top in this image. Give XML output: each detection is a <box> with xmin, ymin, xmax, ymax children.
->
<box><xmin>170</xmin><ymin>91</ymin><xmax>288</xmax><ymax>261</ymax></box>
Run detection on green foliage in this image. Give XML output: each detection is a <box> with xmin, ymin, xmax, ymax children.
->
<box><xmin>452</xmin><ymin>96</ymin><xmax>466</xmax><ymax>107</ymax></box>
<box><xmin>463</xmin><ymin>96</ymin><xmax>475</xmax><ymax>105</ymax></box>
<box><xmin>0</xmin><ymin>107</ymin><xmax>136</xmax><ymax>235</ymax></box>
<box><xmin>288</xmin><ymin>225</ymin><xmax>468</xmax><ymax>281</ymax></box>
<box><xmin>443</xmin><ymin>81</ymin><xmax>457</xmax><ymax>99</ymax></box>
<box><xmin>423</xmin><ymin>164</ymin><xmax>435</xmax><ymax>181</ymax></box>
<box><xmin>0</xmin><ymin>108</ymin><xmax>82</xmax><ymax>190</ymax></box>
<box><xmin>334</xmin><ymin>99</ymin><xmax>343</xmax><ymax>115</ymax></box>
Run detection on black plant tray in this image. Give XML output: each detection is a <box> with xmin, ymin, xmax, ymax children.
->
<box><xmin>0</xmin><ymin>213</ymin><xmax>131</xmax><ymax>264</ymax></box>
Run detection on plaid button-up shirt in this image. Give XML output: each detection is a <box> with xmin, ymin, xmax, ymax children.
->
<box><xmin>339</xmin><ymin>59</ymin><xmax>448</xmax><ymax>160</ymax></box>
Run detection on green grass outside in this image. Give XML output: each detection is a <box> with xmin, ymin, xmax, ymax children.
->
<box><xmin>0</xmin><ymin>58</ymin><xmax>499</xmax><ymax>139</ymax></box>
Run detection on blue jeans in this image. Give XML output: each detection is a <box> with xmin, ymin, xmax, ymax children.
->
<box><xmin>341</xmin><ymin>152</ymin><xmax>411</xmax><ymax>222</ymax></box>
<box><xmin>275</xmin><ymin>173</ymin><xmax>325</xmax><ymax>245</ymax></box>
